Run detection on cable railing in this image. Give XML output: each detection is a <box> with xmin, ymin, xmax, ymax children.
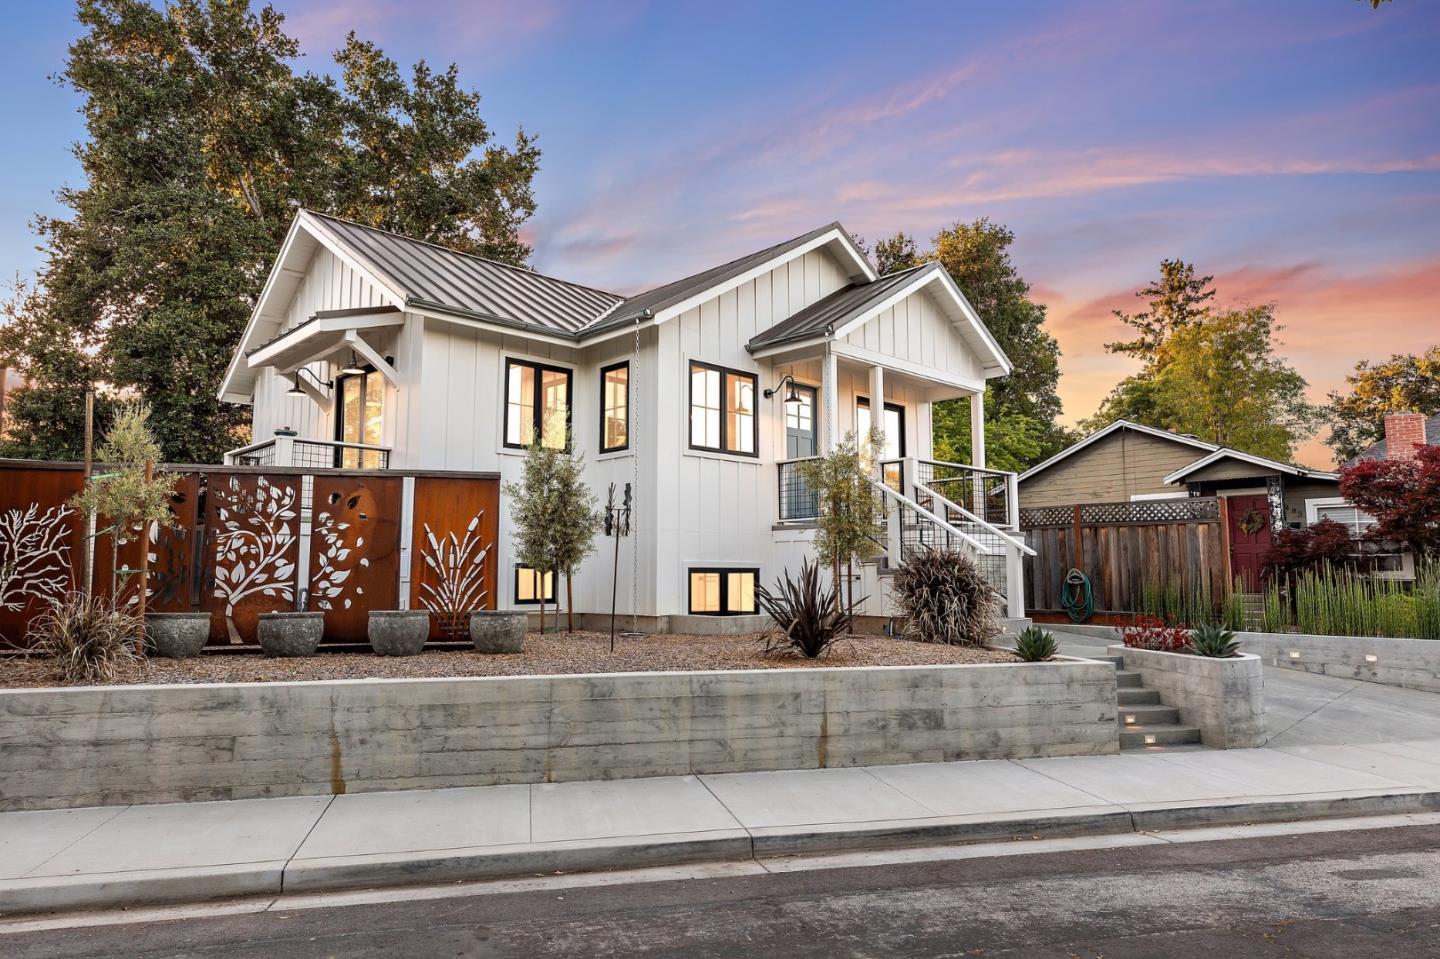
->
<box><xmin>914</xmin><ymin>459</ymin><xmax>1017</xmax><ymax>528</ymax></box>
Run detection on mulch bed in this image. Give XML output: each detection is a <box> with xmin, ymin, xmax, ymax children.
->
<box><xmin>0</xmin><ymin>631</ymin><xmax>1019</xmax><ymax>688</ymax></box>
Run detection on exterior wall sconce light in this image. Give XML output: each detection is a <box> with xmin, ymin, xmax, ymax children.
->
<box><xmin>287</xmin><ymin>367</ymin><xmax>333</xmax><ymax>396</ymax></box>
<box><xmin>764</xmin><ymin>373</ymin><xmax>804</xmax><ymax>407</ymax></box>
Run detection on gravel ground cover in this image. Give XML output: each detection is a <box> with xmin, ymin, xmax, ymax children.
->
<box><xmin>0</xmin><ymin>631</ymin><xmax>1018</xmax><ymax>688</ymax></box>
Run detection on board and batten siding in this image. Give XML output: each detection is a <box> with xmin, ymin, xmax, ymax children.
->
<box><xmin>1020</xmin><ymin>430</ymin><xmax>1207</xmax><ymax>508</ymax></box>
<box><xmin>842</xmin><ymin>286</ymin><xmax>987</xmax><ymax>383</ymax></box>
<box><xmin>250</xmin><ymin>247</ymin><xmax>398</xmax><ymax>444</ymax></box>
<box><xmin>653</xmin><ymin>249</ymin><xmax>851</xmax><ymax>615</ymax></box>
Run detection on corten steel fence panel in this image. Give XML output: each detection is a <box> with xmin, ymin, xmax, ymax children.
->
<box><xmin>409</xmin><ymin>475</ymin><xmax>501</xmax><ymax>641</ymax></box>
<box><xmin>92</xmin><ymin>473</ymin><xmax>200</xmax><ymax>613</ymax></box>
<box><xmin>200</xmin><ymin>470</ymin><xmax>305</xmax><ymax>645</ymax></box>
<box><xmin>1021</xmin><ymin>497</ymin><xmax>1224</xmax><ymax>616</ymax></box>
<box><xmin>308</xmin><ymin>473</ymin><xmax>404</xmax><ymax>642</ymax></box>
<box><xmin>0</xmin><ymin>462</ymin><xmax>86</xmax><ymax>647</ymax></box>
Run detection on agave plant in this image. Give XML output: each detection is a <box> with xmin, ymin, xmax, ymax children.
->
<box><xmin>1187</xmin><ymin>622</ymin><xmax>1241</xmax><ymax>658</ymax></box>
<box><xmin>1012</xmin><ymin>626</ymin><xmax>1058</xmax><ymax>662</ymax></box>
<box><xmin>756</xmin><ymin>558</ymin><xmax>855</xmax><ymax>659</ymax></box>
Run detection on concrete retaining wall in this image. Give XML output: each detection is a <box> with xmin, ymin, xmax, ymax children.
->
<box><xmin>1107</xmin><ymin>644</ymin><xmax>1266</xmax><ymax>749</ymax></box>
<box><xmin>0</xmin><ymin>660</ymin><xmax>1119</xmax><ymax>811</ymax></box>
<box><xmin>1053</xmin><ymin>622</ymin><xmax>1440</xmax><ymax>696</ymax></box>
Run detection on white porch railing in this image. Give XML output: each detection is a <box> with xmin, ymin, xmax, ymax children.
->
<box><xmin>224</xmin><ymin>436</ymin><xmax>392</xmax><ymax>470</ymax></box>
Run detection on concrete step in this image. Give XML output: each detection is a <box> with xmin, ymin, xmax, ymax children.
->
<box><xmin>1117</xmin><ymin>688</ymin><xmax>1162</xmax><ymax>706</ymax></box>
<box><xmin>1120</xmin><ymin>724</ymin><xmax>1203</xmax><ymax>749</ymax></box>
<box><xmin>1095</xmin><ymin>655</ymin><xmax>1126</xmax><ymax>668</ymax></box>
<box><xmin>1118</xmin><ymin>704</ymin><xmax>1181</xmax><ymax>727</ymax></box>
<box><xmin>1116</xmin><ymin>670</ymin><xmax>1143</xmax><ymax>688</ymax></box>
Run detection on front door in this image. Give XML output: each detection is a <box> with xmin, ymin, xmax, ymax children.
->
<box><xmin>1226</xmin><ymin>493</ymin><xmax>1272</xmax><ymax>590</ymax></box>
<box><xmin>785</xmin><ymin>385</ymin><xmax>817</xmax><ymax>459</ymax></box>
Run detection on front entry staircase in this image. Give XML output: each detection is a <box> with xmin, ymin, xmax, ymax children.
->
<box><xmin>1098</xmin><ymin>653</ymin><xmax>1203</xmax><ymax>749</ymax></box>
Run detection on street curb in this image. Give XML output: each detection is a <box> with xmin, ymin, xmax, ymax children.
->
<box><xmin>6</xmin><ymin>790</ymin><xmax>1440</xmax><ymax>915</ymax></box>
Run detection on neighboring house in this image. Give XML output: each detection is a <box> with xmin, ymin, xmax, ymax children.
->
<box><xmin>217</xmin><ymin>211</ymin><xmax>1027</xmax><ymax>624</ymax></box>
<box><xmin>1018</xmin><ymin>420</ymin><xmax>1344</xmax><ymax>588</ymax></box>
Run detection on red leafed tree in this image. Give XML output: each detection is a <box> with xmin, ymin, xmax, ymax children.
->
<box><xmin>1338</xmin><ymin>445</ymin><xmax>1440</xmax><ymax>562</ymax></box>
<box><xmin>1263</xmin><ymin>517</ymin><xmax>1356</xmax><ymax>576</ymax></box>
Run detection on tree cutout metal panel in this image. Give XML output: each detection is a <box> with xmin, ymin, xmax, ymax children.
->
<box><xmin>409</xmin><ymin>476</ymin><xmax>500</xmax><ymax>639</ymax></box>
<box><xmin>202</xmin><ymin>473</ymin><xmax>300</xmax><ymax>644</ymax></box>
<box><xmin>309</xmin><ymin>475</ymin><xmax>402</xmax><ymax>642</ymax></box>
<box><xmin>0</xmin><ymin>466</ymin><xmax>85</xmax><ymax>645</ymax></box>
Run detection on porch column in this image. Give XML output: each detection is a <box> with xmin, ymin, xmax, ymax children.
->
<box><xmin>821</xmin><ymin>348</ymin><xmax>839</xmax><ymax>452</ymax></box>
<box><xmin>969</xmin><ymin>388</ymin><xmax>986</xmax><ymax>468</ymax></box>
<box><xmin>867</xmin><ymin>363</ymin><xmax>885</xmax><ymax>475</ymax></box>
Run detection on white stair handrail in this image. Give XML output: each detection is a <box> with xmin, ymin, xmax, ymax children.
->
<box><xmin>916</xmin><ymin>481</ymin><xmax>1036</xmax><ymax>557</ymax></box>
<box><xmin>868</xmin><ymin>478</ymin><xmax>994</xmax><ymax>555</ymax></box>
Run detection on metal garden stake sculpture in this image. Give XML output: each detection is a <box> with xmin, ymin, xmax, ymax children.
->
<box><xmin>604</xmin><ymin>482</ymin><xmax>632</xmax><ymax>651</ymax></box>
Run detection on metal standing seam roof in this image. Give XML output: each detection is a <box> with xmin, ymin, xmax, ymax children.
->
<box><xmin>309</xmin><ymin>212</ymin><xmax>623</xmax><ymax>335</ymax></box>
<box><xmin>581</xmin><ymin>221</ymin><xmax>855</xmax><ymax>335</ymax></box>
<box><xmin>745</xmin><ymin>263</ymin><xmax>932</xmax><ymax>350</ymax></box>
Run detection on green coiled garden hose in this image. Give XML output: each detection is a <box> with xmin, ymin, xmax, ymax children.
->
<box><xmin>1060</xmin><ymin>568</ymin><xmax>1094</xmax><ymax>623</ymax></box>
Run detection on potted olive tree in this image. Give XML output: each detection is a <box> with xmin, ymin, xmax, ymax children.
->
<box><xmin>71</xmin><ymin>404</ymin><xmax>198</xmax><ymax>657</ymax></box>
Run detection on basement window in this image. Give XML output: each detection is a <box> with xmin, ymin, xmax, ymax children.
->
<box><xmin>688</xmin><ymin>568</ymin><xmax>758</xmax><ymax>615</ymax></box>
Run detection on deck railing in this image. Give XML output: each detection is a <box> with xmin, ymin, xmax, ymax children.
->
<box><xmin>776</xmin><ymin>456</ymin><xmax>821</xmax><ymax>521</ymax></box>
<box><xmin>914</xmin><ymin>459</ymin><xmax>1018</xmax><ymax>529</ymax></box>
<box><xmin>225</xmin><ymin>436</ymin><xmax>392</xmax><ymax>470</ymax></box>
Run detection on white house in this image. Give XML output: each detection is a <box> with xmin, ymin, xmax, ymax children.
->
<box><xmin>218</xmin><ymin>211</ymin><xmax>1030</xmax><ymax>627</ymax></box>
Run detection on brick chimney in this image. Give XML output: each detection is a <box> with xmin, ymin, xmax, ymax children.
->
<box><xmin>1384</xmin><ymin>412</ymin><xmax>1427</xmax><ymax>461</ymax></box>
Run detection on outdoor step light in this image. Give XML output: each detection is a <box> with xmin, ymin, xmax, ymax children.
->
<box><xmin>1289</xmin><ymin>650</ymin><xmax>1302</xmax><ymax>659</ymax></box>
<box><xmin>1124</xmin><ymin>714</ymin><xmax>1137</xmax><ymax>725</ymax></box>
<box><xmin>1143</xmin><ymin>734</ymin><xmax>1158</xmax><ymax>745</ymax></box>
<box><xmin>1365</xmin><ymin>654</ymin><xmax>1379</xmax><ymax>663</ymax></box>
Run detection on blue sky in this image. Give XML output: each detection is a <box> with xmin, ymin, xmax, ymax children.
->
<box><xmin>2</xmin><ymin>0</ymin><xmax>1437</xmax><ymax>465</ymax></box>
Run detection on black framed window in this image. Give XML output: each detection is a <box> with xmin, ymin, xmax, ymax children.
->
<box><xmin>505</xmin><ymin>358</ymin><xmax>572</xmax><ymax>449</ymax></box>
<box><xmin>689</xmin><ymin>361</ymin><xmax>757</xmax><ymax>456</ymax></box>
<box><xmin>334</xmin><ymin>367</ymin><xmax>385</xmax><ymax>468</ymax></box>
<box><xmin>514</xmin><ymin>565</ymin><xmax>555</xmax><ymax>605</ymax></box>
<box><xmin>600</xmin><ymin>361</ymin><xmax>629</xmax><ymax>453</ymax></box>
<box><xmin>688</xmin><ymin>567</ymin><xmax>759</xmax><ymax>615</ymax></box>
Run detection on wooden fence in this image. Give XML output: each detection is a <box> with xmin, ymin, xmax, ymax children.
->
<box><xmin>0</xmin><ymin>459</ymin><xmax>499</xmax><ymax>648</ymax></box>
<box><xmin>1021</xmin><ymin>497</ymin><xmax>1225</xmax><ymax>617</ymax></box>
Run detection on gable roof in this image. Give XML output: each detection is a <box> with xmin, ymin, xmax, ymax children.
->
<box><xmin>1346</xmin><ymin>411</ymin><xmax>1440</xmax><ymax>465</ymax></box>
<box><xmin>746</xmin><ymin>265</ymin><xmax>927</xmax><ymax>350</ymax></box>
<box><xmin>1018</xmin><ymin>420</ymin><xmax>1218</xmax><ymax>485</ymax></box>
<box><xmin>308</xmin><ymin>212</ymin><xmax>623</xmax><ymax>335</ymax></box>
<box><xmin>1163</xmin><ymin>448</ymin><xmax>1339</xmax><ymax>485</ymax></box>
<box><xmin>584</xmin><ymin>222</ymin><xmax>876</xmax><ymax>335</ymax></box>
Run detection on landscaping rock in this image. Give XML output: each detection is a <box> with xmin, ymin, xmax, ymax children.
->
<box><xmin>368</xmin><ymin>610</ymin><xmax>430</xmax><ymax>656</ymax></box>
<box><xmin>257</xmin><ymin>612</ymin><xmax>325</xmax><ymax>657</ymax></box>
<box><xmin>471</xmin><ymin>611</ymin><xmax>526</xmax><ymax>653</ymax></box>
<box><xmin>146</xmin><ymin>613</ymin><xmax>211</xmax><ymax>659</ymax></box>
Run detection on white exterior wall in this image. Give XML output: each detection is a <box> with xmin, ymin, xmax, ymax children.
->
<box><xmin>843</xmin><ymin>285</ymin><xmax>988</xmax><ymax>383</ymax></box>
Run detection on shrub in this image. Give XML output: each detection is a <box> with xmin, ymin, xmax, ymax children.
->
<box><xmin>1012</xmin><ymin>626</ymin><xmax>1058</xmax><ymax>662</ymax></box>
<box><xmin>1117</xmin><ymin>614</ymin><xmax>1190</xmax><ymax>652</ymax></box>
<box><xmin>1263</xmin><ymin>518</ymin><xmax>1356</xmax><ymax>578</ymax></box>
<box><xmin>1187</xmin><ymin>622</ymin><xmax>1241</xmax><ymax>658</ymax></box>
<box><xmin>890</xmin><ymin>546</ymin><xmax>1001</xmax><ymax>646</ymax></box>
<box><xmin>756</xmin><ymin>558</ymin><xmax>854</xmax><ymax>659</ymax></box>
<box><xmin>27</xmin><ymin>592</ymin><xmax>142</xmax><ymax>684</ymax></box>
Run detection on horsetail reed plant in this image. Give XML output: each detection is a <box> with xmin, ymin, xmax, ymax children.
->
<box><xmin>1139</xmin><ymin>572</ymin><xmax>1223</xmax><ymax>627</ymax></box>
<box><xmin>1263</xmin><ymin>565</ymin><xmax>1440</xmax><ymax>639</ymax></box>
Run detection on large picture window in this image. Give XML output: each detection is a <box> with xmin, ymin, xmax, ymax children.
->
<box><xmin>601</xmin><ymin>361</ymin><xmax>629</xmax><ymax>452</ymax></box>
<box><xmin>689</xmin><ymin>361</ymin><xmax>757</xmax><ymax>456</ymax></box>
<box><xmin>688</xmin><ymin>568</ymin><xmax>759</xmax><ymax>615</ymax></box>
<box><xmin>334</xmin><ymin>368</ymin><xmax>385</xmax><ymax>468</ymax></box>
<box><xmin>505</xmin><ymin>358</ymin><xmax>572</xmax><ymax>449</ymax></box>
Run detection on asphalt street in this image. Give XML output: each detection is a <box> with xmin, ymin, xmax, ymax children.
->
<box><xmin>7</xmin><ymin>823</ymin><xmax>1440</xmax><ymax>958</ymax></box>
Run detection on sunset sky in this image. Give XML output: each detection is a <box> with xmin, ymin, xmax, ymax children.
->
<box><xmin>2</xmin><ymin>1</ymin><xmax>1436</xmax><ymax>467</ymax></box>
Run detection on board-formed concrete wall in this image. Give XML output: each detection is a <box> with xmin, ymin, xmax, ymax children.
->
<box><xmin>0</xmin><ymin>661</ymin><xmax>1119</xmax><ymax>811</ymax></box>
<box><xmin>1109</xmin><ymin>644</ymin><xmax>1266</xmax><ymax>749</ymax></box>
<box><xmin>1053</xmin><ymin>622</ymin><xmax>1440</xmax><ymax>696</ymax></box>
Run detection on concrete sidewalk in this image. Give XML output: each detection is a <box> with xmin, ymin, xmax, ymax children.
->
<box><xmin>6</xmin><ymin>737</ymin><xmax>1440</xmax><ymax>916</ymax></box>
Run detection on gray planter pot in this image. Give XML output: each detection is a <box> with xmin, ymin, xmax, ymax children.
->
<box><xmin>470</xmin><ymin>611</ymin><xmax>526</xmax><ymax>654</ymax></box>
<box><xmin>368</xmin><ymin>610</ymin><xmax>430</xmax><ymax>656</ymax></box>
<box><xmin>257</xmin><ymin>612</ymin><xmax>325</xmax><ymax>657</ymax></box>
<box><xmin>146</xmin><ymin>612</ymin><xmax>211</xmax><ymax>659</ymax></box>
